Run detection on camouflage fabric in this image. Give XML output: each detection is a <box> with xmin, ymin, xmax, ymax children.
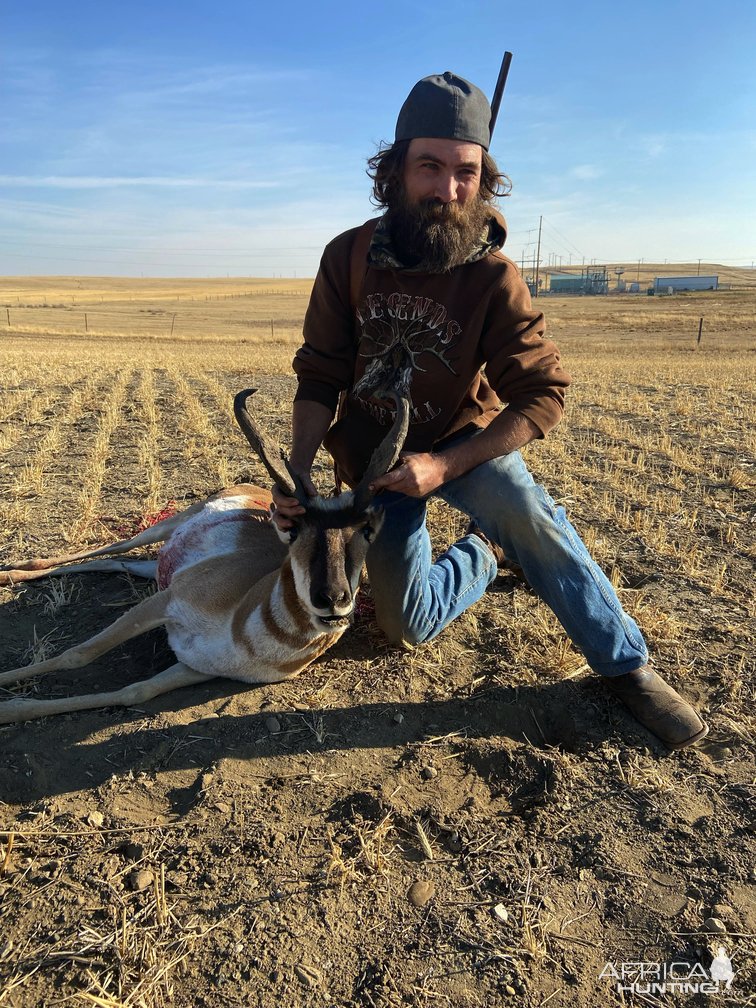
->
<box><xmin>367</xmin><ymin>213</ymin><xmax>507</xmax><ymax>273</ymax></box>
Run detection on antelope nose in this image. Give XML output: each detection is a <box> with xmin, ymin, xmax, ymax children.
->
<box><xmin>312</xmin><ymin>588</ymin><xmax>350</xmax><ymax>611</ymax></box>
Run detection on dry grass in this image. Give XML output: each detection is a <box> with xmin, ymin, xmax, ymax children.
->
<box><xmin>326</xmin><ymin>811</ymin><xmax>397</xmax><ymax>897</ymax></box>
<box><xmin>0</xmin><ymin>826</ymin><xmax>236</xmax><ymax>1007</ymax></box>
<box><xmin>0</xmin><ymin>276</ymin><xmax>312</xmax><ymax>349</ymax></box>
<box><xmin>0</xmin><ymin>276</ymin><xmax>754</xmax><ymax>1007</ymax></box>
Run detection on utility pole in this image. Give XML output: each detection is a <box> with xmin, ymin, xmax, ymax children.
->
<box><xmin>697</xmin><ymin>258</ymin><xmax>701</xmax><ymax>275</ymax></box>
<box><xmin>534</xmin><ymin>215</ymin><xmax>542</xmax><ymax>297</ymax></box>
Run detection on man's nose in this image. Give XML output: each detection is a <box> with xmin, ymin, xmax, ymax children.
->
<box><xmin>433</xmin><ymin>173</ymin><xmax>457</xmax><ymax>203</ymax></box>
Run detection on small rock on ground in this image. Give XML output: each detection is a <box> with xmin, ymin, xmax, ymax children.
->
<box><xmin>407</xmin><ymin>880</ymin><xmax>435</xmax><ymax>907</ymax></box>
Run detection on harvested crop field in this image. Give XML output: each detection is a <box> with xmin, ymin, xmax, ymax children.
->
<box><xmin>0</xmin><ymin>276</ymin><xmax>754</xmax><ymax>1007</ymax></box>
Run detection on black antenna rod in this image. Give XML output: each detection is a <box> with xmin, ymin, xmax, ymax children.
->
<box><xmin>489</xmin><ymin>51</ymin><xmax>513</xmax><ymax>141</ymax></box>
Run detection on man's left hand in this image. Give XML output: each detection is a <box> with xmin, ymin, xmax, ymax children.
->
<box><xmin>369</xmin><ymin>452</ymin><xmax>448</xmax><ymax>498</ymax></box>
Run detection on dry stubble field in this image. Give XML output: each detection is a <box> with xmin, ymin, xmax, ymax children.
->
<box><xmin>0</xmin><ymin>276</ymin><xmax>754</xmax><ymax>1008</ymax></box>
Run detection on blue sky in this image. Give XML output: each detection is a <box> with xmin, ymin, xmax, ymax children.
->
<box><xmin>2</xmin><ymin>0</ymin><xmax>754</xmax><ymax>277</ymax></box>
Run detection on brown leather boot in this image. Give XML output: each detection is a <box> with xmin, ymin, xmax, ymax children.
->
<box><xmin>604</xmin><ymin>666</ymin><xmax>708</xmax><ymax>750</ymax></box>
<box><xmin>466</xmin><ymin>522</ymin><xmax>523</xmax><ymax>574</ymax></box>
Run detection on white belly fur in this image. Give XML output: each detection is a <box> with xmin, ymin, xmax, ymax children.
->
<box><xmin>165</xmin><ymin>596</ymin><xmax>319</xmax><ymax>683</ymax></box>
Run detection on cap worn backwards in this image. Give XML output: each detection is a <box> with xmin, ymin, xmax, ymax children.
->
<box><xmin>395</xmin><ymin>71</ymin><xmax>492</xmax><ymax>150</ymax></box>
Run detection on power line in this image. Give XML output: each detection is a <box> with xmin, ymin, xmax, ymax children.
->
<box><xmin>541</xmin><ymin>220</ymin><xmax>586</xmax><ymax>260</ymax></box>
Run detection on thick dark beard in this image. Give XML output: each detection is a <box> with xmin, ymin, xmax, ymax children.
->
<box><xmin>385</xmin><ymin>190</ymin><xmax>491</xmax><ymax>272</ymax></box>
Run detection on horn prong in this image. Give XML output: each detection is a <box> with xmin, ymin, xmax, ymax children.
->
<box><xmin>233</xmin><ymin>390</ymin><xmax>307</xmax><ymax>503</ymax></box>
<box><xmin>353</xmin><ymin>392</ymin><xmax>410</xmax><ymax>511</ymax></box>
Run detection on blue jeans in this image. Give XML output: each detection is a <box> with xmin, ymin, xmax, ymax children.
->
<box><xmin>365</xmin><ymin>435</ymin><xmax>648</xmax><ymax>678</ymax></box>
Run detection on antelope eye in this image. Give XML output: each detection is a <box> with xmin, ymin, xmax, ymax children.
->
<box><xmin>363</xmin><ymin>525</ymin><xmax>375</xmax><ymax>543</ymax></box>
<box><xmin>288</xmin><ymin>528</ymin><xmax>299</xmax><ymax>543</ymax></box>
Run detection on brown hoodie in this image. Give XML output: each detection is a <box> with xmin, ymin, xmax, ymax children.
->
<box><xmin>293</xmin><ymin>214</ymin><xmax>570</xmax><ymax>486</ymax></box>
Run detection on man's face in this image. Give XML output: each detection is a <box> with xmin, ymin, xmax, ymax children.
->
<box><xmin>403</xmin><ymin>137</ymin><xmax>483</xmax><ymax>207</ymax></box>
<box><xmin>387</xmin><ymin>136</ymin><xmax>489</xmax><ymax>272</ymax></box>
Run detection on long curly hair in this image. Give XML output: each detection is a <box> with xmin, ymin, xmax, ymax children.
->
<box><xmin>367</xmin><ymin>139</ymin><xmax>511</xmax><ymax>209</ymax></box>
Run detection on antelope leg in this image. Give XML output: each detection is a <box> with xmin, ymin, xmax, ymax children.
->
<box><xmin>0</xmin><ymin>500</ymin><xmax>208</xmax><ymax>577</ymax></box>
<box><xmin>0</xmin><ymin>558</ymin><xmax>158</xmax><ymax>585</ymax></box>
<box><xmin>0</xmin><ymin>662</ymin><xmax>214</xmax><ymax>726</ymax></box>
<box><xmin>0</xmin><ymin>588</ymin><xmax>170</xmax><ymax>687</ymax></box>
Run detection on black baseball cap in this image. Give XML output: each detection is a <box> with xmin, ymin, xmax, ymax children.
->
<box><xmin>395</xmin><ymin>71</ymin><xmax>491</xmax><ymax>150</ymax></box>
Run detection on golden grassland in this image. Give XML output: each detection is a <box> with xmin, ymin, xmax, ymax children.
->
<box><xmin>0</xmin><ymin>275</ymin><xmax>311</xmax><ymax>347</ymax></box>
<box><xmin>1</xmin><ymin>265</ymin><xmax>754</xmax><ymax>346</ymax></box>
<box><xmin>2</xmin><ymin>278</ymin><xmax>753</xmax><ymax>743</ymax></box>
<box><xmin>0</xmin><ymin>276</ymin><xmax>754</xmax><ymax>1008</ymax></box>
<box><xmin>1</xmin><ymin>277</ymin><xmax>754</xmax><ymax>584</ymax></box>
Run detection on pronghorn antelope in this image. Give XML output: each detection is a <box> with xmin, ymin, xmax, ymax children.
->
<box><xmin>0</xmin><ymin>389</ymin><xmax>409</xmax><ymax>725</ymax></box>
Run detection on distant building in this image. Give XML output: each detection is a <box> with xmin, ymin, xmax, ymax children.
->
<box><xmin>653</xmin><ymin>275</ymin><xmax>719</xmax><ymax>293</ymax></box>
<box><xmin>548</xmin><ymin>268</ymin><xmax>609</xmax><ymax>295</ymax></box>
<box><xmin>547</xmin><ymin>272</ymin><xmax>582</xmax><ymax>294</ymax></box>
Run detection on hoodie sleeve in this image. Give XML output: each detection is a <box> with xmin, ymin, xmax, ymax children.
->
<box><xmin>480</xmin><ymin>260</ymin><xmax>571</xmax><ymax>437</ymax></box>
<box><xmin>292</xmin><ymin>229</ymin><xmax>357</xmax><ymax>413</ymax></box>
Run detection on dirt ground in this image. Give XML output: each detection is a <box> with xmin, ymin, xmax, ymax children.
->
<box><xmin>0</xmin><ymin>280</ymin><xmax>754</xmax><ymax>1007</ymax></box>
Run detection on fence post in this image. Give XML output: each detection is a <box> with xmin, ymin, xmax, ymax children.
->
<box><xmin>6</xmin><ymin>308</ymin><xmax>9</xmax><ymax>326</ymax></box>
<box><xmin>270</xmin><ymin>319</ymin><xmax>274</xmax><ymax>340</ymax></box>
<box><xmin>697</xmin><ymin>317</ymin><xmax>703</xmax><ymax>346</ymax></box>
<box><xmin>170</xmin><ymin>313</ymin><xmax>176</xmax><ymax>336</ymax></box>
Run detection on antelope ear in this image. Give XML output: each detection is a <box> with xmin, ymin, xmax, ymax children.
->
<box><xmin>364</xmin><ymin>504</ymin><xmax>385</xmax><ymax>538</ymax></box>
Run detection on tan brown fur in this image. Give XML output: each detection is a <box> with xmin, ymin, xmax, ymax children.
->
<box><xmin>0</xmin><ymin>484</ymin><xmax>378</xmax><ymax>724</ymax></box>
<box><xmin>0</xmin><ymin>384</ymin><xmax>407</xmax><ymax>723</ymax></box>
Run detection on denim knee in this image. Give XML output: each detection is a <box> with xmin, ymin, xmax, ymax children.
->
<box><xmin>474</xmin><ymin>490</ymin><xmax>559</xmax><ymax>566</ymax></box>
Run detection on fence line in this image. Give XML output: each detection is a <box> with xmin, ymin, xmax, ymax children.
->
<box><xmin>3</xmin><ymin>305</ymin><xmax>305</xmax><ymax>340</ymax></box>
<box><xmin>1</xmin><ymin>289</ymin><xmax>309</xmax><ymax>307</ymax></box>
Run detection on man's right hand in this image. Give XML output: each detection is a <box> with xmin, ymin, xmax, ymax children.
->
<box><xmin>270</xmin><ymin>474</ymin><xmax>317</xmax><ymax>530</ymax></box>
<box><xmin>270</xmin><ymin>400</ymin><xmax>333</xmax><ymax>529</ymax></box>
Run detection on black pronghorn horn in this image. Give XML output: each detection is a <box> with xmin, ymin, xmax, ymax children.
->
<box><xmin>233</xmin><ymin>389</ymin><xmax>308</xmax><ymax>505</ymax></box>
<box><xmin>353</xmin><ymin>392</ymin><xmax>411</xmax><ymax>512</ymax></box>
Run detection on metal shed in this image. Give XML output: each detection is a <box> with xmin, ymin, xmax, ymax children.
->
<box><xmin>653</xmin><ymin>275</ymin><xmax>719</xmax><ymax>292</ymax></box>
<box><xmin>549</xmin><ymin>274</ymin><xmax>584</xmax><ymax>294</ymax></box>
<box><xmin>549</xmin><ymin>268</ymin><xmax>609</xmax><ymax>295</ymax></box>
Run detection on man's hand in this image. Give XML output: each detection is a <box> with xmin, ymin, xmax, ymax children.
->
<box><xmin>270</xmin><ymin>399</ymin><xmax>334</xmax><ymax>530</ymax></box>
<box><xmin>367</xmin><ymin>412</ymin><xmax>542</xmax><ymax>499</ymax></box>
<box><xmin>270</xmin><ymin>473</ymin><xmax>317</xmax><ymax>530</ymax></box>
<box><xmin>369</xmin><ymin>452</ymin><xmax>448</xmax><ymax>498</ymax></box>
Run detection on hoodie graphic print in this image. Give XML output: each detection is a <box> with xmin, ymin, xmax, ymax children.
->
<box><xmin>293</xmin><ymin>215</ymin><xmax>571</xmax><ymax>485</ymax></box>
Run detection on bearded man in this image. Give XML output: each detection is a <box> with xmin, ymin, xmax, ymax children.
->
<box><xmin>272</xmin><ymin>71</ymin><xmax>707</xmax><ymax>750</ymax></box>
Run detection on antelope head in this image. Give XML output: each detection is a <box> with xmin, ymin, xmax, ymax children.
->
<box><xmin>234</xmin><ymin>389</ymin><xmax>409</xmax><ymax>631</ymax></box>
